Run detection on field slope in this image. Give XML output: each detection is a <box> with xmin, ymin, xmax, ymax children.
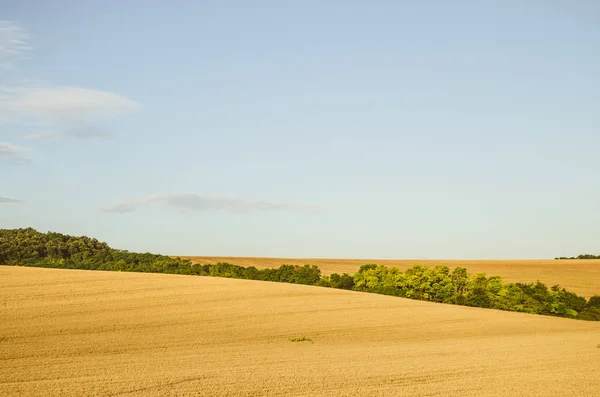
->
<box><xmin>180</xmin><ymin>256</ymin><xmax>600</xmax><ymax>297</ymax></box>
<box><xmin>1</xmin><ymin>266</ymin><xmax>599</xmax><ymax>397</ymax></box>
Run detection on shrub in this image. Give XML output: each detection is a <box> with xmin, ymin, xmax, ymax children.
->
<box><xmin>578</xmin><ymin>307</ymin><xmax>600</xmax><ymax>321</ymax></box>
<box><xmin>586</xmin><ymin>296</ymin><xmax>600</xmax><ymax>309</ymax></box>
<box><xmin>289</xmin><ymin>336</ymin><xmax>312</xmax><ymax>343</ymax></box>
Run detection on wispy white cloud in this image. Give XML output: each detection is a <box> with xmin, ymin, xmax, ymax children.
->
<box><xmin>100</xmin><ymin>193</ymin><xmax>325</xmax><ymax>214</ymax></box>
<box><xmin>0</xmin><ymin>142</ymin><xmax>32</xmax><ymax>163</ymax></box>
<box><xmin>0</xmin><ymin>195</ymin><xmax>25</xmax><ymax>204</ymax></box>
<box><xmin>0</xmin><ymin>20</ymin><xmax>140</xmax><ymax>140</ymax></box>
<box><xmin>0</xmin><ymin>20</ymin><xmax>30</xmax><ymax>70</ymax></box>
<box><xmin>0</xmin><ymin>83</ymin><xmax>140</xmax><ymax>139</ymax></box>
<box><xmin>3</xmin><ymin>84</ymin><xmax>139</xmax><ymax>121</ymax></box>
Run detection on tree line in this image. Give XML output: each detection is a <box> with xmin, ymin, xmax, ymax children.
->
<box><xmin>555</xmin><ymin>254</ymin><xmax>600</xmax><ymax>260</ymax></box>
<box><xmin>349</xmin><ymin>264</ymin><xmax>600</xmax><ymax>320</ymax></box>
<box><xmin>1</xmin><ymin>228</ymin><xmax>599</xmax><ymax>321</ymax></box>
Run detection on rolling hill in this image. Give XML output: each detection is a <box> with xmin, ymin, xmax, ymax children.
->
<box><xmin>1</xmin><ymin>266</ymin><xmax>599</xmax><ymax>397</ymax></box>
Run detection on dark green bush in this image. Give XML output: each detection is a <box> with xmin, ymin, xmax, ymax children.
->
<box><xmin>586</xmin><ymin>296</ymin><xmax>600</xmax><ymax>309</ymax></box>
<box><xmin>578</xmin><ymin>307</ymin><xmax>600</xmax><ymax>321</ymax></box>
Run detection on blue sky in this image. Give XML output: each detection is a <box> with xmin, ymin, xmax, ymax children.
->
<box><xmin>1</xmin><ymin>1</ymin><xmax>599</xmax><ymax>259</ymax></box>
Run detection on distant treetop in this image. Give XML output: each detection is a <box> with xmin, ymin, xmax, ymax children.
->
<box><xmin>554</xmin><ymin>254</ymin><xmax>600</xmax><ymax>260</ymax></box>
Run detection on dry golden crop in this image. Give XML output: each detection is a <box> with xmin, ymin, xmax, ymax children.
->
<box><xmin>180</xmin><ymin>256</ymin><xmax>600</xmax><ymax>297</ymax></box>
<box><xmin>1</xmin><ymin>266</ymin><xmax>599</xmax><ymax>396</ymax></box>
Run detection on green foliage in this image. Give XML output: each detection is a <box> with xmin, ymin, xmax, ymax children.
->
<box><xmin>578</xmin><ymin>308</ymin><xmax>600</xmax><ymax>321</ymax></box>
<box><xmin>586</xmin><ymin>296</ymin><xmax>600</xmax><ymax>309</ymax></box>
<box><xmin>329</xmin><ymin>273</ymin><xmax>355</xmax><ymax>290</ymax></box>
<box><xmin>289</xmin><ymin>336</ymin><xmax>312</xmax><ymax>342</ymax></box>
<box><xmin>1</xmin><ymin>228</ymin><xmax>598</xmax><ymax>322</ymax></box>
<box><xmin>351</xmin><ymin>261</ymin><xmax>596</xmax><ymax>321</ymax></box>
<box><xmin>0</xmin><ymin>228</ymin><xmax>321</xmax><ymax>285</ymax></box>
<box><xmin>555</xmin><ymin>254</ymin><xmax>600</xmax><ymax>260</ymax></box>
<box><xmin>0</xmin><ymin>227</ymin><xmax>195</xmax><ymax>273</ymax></box>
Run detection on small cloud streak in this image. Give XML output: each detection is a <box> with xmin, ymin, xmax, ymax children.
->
<box><xmin>23</xmin><ymin>123</ymin><xmax>114</xmax><ymax>141</ymax></box>
<box><xmin>0</xmin><ymin>142</ymin><xmax>32</xmax><ymax>163</ymax></box>
<box><xmin>23</xmin><ymin>131</ymin><xmax>62</xmax><ymax>140</ymax></box>
<box><xmin>0</xmin><ymin>20</ymin><xmax>30</xmax><ymax>70</ymax></box>
<box><xmin>0</xmin><ymin>195</ymin><xmax>25</xmax><ymax>204</ymax></box>
<box><xmin>100</xmin><ymin>193</ymin><xmax>325</xmax><ymax>214</ymax></box>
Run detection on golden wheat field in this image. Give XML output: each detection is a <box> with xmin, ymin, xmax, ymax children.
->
<box><xmin>1</xmin><ymin>266</ymin><xmax>599</xmax><ymax>397</ymax></box>
<box><xmin>179</xmin><ymin>256</ymin><xmax>600</xmax><ymax>298</ymax></box>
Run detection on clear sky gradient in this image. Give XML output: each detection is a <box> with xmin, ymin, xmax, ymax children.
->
<box><xmin>1</xmin><ymin>1</ymin><xmax>599</xmax><ymax>259</ymax></box>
